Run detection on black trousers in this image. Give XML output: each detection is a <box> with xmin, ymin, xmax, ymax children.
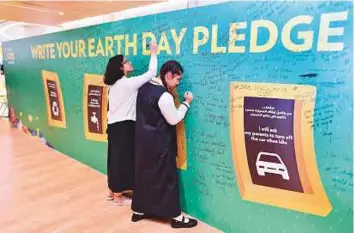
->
<box><xmin>107</xmin><ymin>120</ymin><xmax>135</xmax><ymax>193</ymax></box>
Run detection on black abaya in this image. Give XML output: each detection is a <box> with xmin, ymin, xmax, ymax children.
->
<box><xmin>132</xmin><ymin>82</ymin><xmax>181</xmax><ymax>218</ymax></box>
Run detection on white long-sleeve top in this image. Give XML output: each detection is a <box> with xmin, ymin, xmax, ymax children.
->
<box><xmin>150</xmin><ymin>77</ymin><xmax>190</xmax><ymax>125</ymax></box>
<box><xmin>107</xmin><ymin>54</ymin><xmax>157</xmax><ymax>124</ymax></box>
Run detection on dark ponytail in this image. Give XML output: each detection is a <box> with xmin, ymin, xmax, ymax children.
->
<box><xmin>103</xmin><ymin>55</ymin><xmax>125</xmax><ymax>85</ymax></box>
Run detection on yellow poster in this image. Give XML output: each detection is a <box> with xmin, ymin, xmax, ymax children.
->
<box><xmin>41</xmin><ymin>70</ymin><xmax>66</xmax><ymax>128</ymax></box>
<box><xmin>229</xmin><ymin>82</ymin><xmax>332</xmax><ymax>216</ymax></box>
<box><xmin>83</xmin><ymin>73</ymin><xmax>108</xmax><ymax>142</ymax></box>
<box><xmin>171</xmin><ymin>89</ymin><xmax>187</xmax><ymax>170</ymax></box>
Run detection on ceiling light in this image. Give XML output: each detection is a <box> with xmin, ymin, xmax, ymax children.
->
<box><xmin>59</xmin><ymin>12</ymin><xmax>64</xmax><ymax>16</ymax></box>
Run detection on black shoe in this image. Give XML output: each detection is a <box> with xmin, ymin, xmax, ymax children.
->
<box><xmin>131</xmin><ymin>213</ymin><xmax>147</xmax><ymax>222</ymax></box>
<box><xmin>171</xmin><ymin>216</ymin><xmax>198</xmax><ymax>228</ymax></box>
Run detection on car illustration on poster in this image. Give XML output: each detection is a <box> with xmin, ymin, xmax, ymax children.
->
<box><xmin>256</xmin><ymin>152</ymin><xmax>290</xmax><ymax>180</ymax></box>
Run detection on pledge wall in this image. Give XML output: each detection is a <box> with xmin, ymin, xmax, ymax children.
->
<box><xmin>2</xmin><ymin>2</ymin><xmax>353</xmax><ymax>233</ymax></box>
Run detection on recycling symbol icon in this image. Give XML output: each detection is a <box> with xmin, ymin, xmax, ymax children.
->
<box><xmin>52</xmin><ymin>101</ymin><xmax>59</xmax><ymax>116</ymax></box>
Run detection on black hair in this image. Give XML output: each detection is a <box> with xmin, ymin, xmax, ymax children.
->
<box><xmin>103</xmin><ymin>55</ymin><xmax>125</xmax><ymax>85</ymax></box>
<box><xmin>159</xmin><ymin>60</ymin><xmax>184</xmax><ymax>88</ymax></box>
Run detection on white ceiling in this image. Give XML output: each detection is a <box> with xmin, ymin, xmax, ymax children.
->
<box><xmin>0</xmin><ymin>0</ymin><xmax>225</xmax><ymax>44</ymax></box>
<box><xmin>0</xmin><ymin>21</ymin><xmax>58</xmax><ymax>43</ymax></box>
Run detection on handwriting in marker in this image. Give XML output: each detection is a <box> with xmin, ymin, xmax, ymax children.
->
<box><xmin>299</xmin><ymin>73</ymin><xmax>319</xmax><ymax>78</ymax></box>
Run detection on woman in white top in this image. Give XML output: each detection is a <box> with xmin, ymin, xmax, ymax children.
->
<box><xmin>103</xmin><ymin>42</ymin><xmax>158</xmax><ymax>205</ymax></box>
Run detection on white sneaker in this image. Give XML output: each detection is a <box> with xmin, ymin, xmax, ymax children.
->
<box><xmin>106</xmin><ymin>190</ymin><xmax>114</xmax><ymax>201</ymax></box>
<box><xmin>114</xmin><ymin>196</ymin><xmax>132</xmax><ymax>206</ymax></box>
<box><xmin>106</xmin><ymin>194</ymin><xmax>114</xmax><ymax>201</ymax></box>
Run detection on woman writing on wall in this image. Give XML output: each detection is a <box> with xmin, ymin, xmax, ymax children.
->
<box><xmin>103</xmin><ymin>42</ymin><xmax>158</xmax><ymax>205</ymax></box>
